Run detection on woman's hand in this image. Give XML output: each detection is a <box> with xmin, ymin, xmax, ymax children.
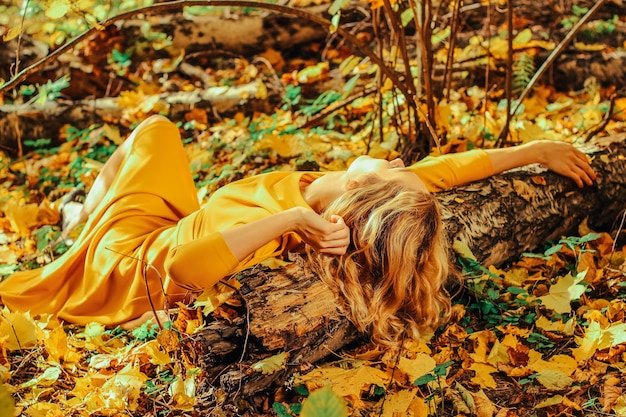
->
<box><xmin>292</xmin><ymin>208</ymin><xmax>350</xmax><ymax>255</ymax></box>
<box><xmin>526</xmin><ymin>141</ymin><xmax>597</xmax><ymax>188</ymax></box>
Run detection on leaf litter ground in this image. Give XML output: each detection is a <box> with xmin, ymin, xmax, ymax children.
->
<box><xmin>1</xmin><ymin>60</ymin><xmax>626</xmax><ymax>416</ymax></box>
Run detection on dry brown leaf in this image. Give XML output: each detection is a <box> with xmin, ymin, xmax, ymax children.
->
<box><xmin>471</xmin><ymin>389</ymin><xmax>497</xmax><ymax>417</ymax></box>
<box><xmin>603</xmin><ymin>380</ymin><xmax>623</xmax><ymax>412</ymax></box>
<box><xmin>495</xmin><ymin>409</ymin><xmax>519</xmax><ymax>417</ymax></box>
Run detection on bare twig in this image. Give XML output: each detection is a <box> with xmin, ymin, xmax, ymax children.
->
<box><xmin>11</xmin><ymin>0</ymin><xmax>29</xmax><ymax>77</ymax></box>
<box><xmin>297</xmin><ymin>86</ymin><xmax>378</xmax><ymax>130</ymax></box>
<box><xmin>0</xmin><ymin>0</ymin><xmax>416</xmax><ymax>112</ymax></box>
<box><xmin>105</xmin><ymin>247</ymin><xmax>169</xmax><ymax>331</ymax></box>
<box><xmin>584</xmin><ymin>93</ymin><xmax>617</xmax><ymax>142</ymax></box>
<box><xmin>508</xmin><ymin>0</ymin><xmax>609</xmax><ymax>118</ymax></box>
<box><xmin>443</xmin><ymin>0</ymin><xmax>461</xmax><ymax>101</ymax></box>
<box><xmin>496</xmin><ymin>0</ymin><xmax>514</xmax><ymax>147</ymax></box>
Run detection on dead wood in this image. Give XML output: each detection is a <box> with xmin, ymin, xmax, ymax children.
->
<box><xmin>0</xmin><ymin>81</ymin><xmax>280</xmax><ymax>153</ymax></box>
<box><xmin>191</xmin><ymin>138</ymin><xmax>626</xmax><ymax>397</ymax></box>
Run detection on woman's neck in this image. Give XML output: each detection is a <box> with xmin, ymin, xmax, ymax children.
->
<box><xmin>301</xmin><ymin>172</ymin><xmax>346</xmax><ymax>213</ymax></box>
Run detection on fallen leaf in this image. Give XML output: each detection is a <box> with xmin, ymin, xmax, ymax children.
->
<box><xmin>469</xmin><ymin>363</ymin><xmax>497</xmax><ymax>388</ymax></box>
<box><xmin>535</xmin><ymin>316</ymin><xmax>576</xmax><ymax>335</ymax></box>
<box><xmin>251</xmin><ymin>352</ymin><xmax>289</xmax><ymax>375</ymax></box>
<box><xmin>530</xmin><ymin>354</ymin><xmax>577</xmax><ymax>376</ymax></box>
<box><xmin>168</xmin><ymin>373</ymin><xmax>197</xmax><ymax>411</ymax></box>
<box><xmin>535</xmin><ymin>395</ymin><xmax>563</xmax><ymax>408</ymax></box>
<box><xmin>538</xmin><ymin>271</ymin><xmax>587</xmax><ymax>314</ymax></box>
<box><xmin>397</xmin><ymin>354</ymin><xmax>436</xmax><ymax>383</ymax></box>
<box><xmin>298</xmin><ymin>363</ymin><xmax>388</xmax><ymax>405</ymax></box>
<box><xmin>0</xmin><ymin>383</ymin><xmax>14</xmax><ymax>417</ymax></box>
<box><xmin>301</xmin><ymin>385</ymin><xmax>348</xmax><ymax>417</ymax></box>
<box><xmin>20</xmin><ymin>366</ymin><xmax>61</xmax><ymax>388</ymax></box>
<box><xmin>535</xmin><ymin>370</ymin><xmax>573</xmax><ymax>390</ymax></box>
<box><xmin>471</xmin><ymin>389</ymin><xmax>497</xmax><ymax>417</ymax></box>
<box><xmin>380</xmin><ymin>389</ymin><xmax>417</xmax><ymax>417</ymax></box>
<box><xmin>0</xmin><ymin>310</ymin><xmax>38</xmax><ymax>350</ymax></box>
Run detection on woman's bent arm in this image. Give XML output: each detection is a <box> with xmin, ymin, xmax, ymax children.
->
<box><xmin>221</xmin><ymin>207</ymin><xmax>349</xmax><ymax>261</ymax></box>
<box><xmin>165</xmin><ymin>207</ymin><xmax>349</xmax><ymax>290</ymax></box>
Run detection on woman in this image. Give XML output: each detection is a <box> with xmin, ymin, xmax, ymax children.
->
<box><xmin>0</xmin><ymin>115</ymin><xmax>595</xmax><ymax>348</ymax></box>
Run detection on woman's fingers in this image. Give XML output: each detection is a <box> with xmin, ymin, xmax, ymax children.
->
<box><xmin>545</xmin><ymin>144</ymin><xmax>596</xmax><ymax>188</ymax></box>
<box><xmin>314</xmin><ymin>215</ymin><xmax>350</xmax><ymax>254</ymax></box>
<box><xmin>320</xmin><ymin>218</ymin><xmax>350</xmax><ymax>254</ymax></box>
<box><xmin>567</xmin><ymin>151</ymin><xmax>596</xmax><ymax>187</ymax></box>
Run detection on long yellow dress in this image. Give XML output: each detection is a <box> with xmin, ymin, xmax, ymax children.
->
<box><xmin>0</xmin><ymin>119</ymin><xmax>493</xmax><ymax>325</ymax></box>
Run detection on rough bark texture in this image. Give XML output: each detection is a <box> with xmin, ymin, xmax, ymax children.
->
<box><xmin>189</xmin><ymin>257</ymin><xmax>361</xmax><ymax>396</ymax></box>
<box><xmin>440</xmin><ymin>137</ymin><xmax>626</xmax><ymax>266</ymax></box>
<box><xmin>192</xmin><ymin>138</ymin><xmax>626</xmax><ymax>396</ymax></box>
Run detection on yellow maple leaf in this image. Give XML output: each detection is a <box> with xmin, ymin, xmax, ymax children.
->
<box><xmin>469</xmin><ymin>363</ymin><xmax>497</xmax><ymax>388</ymax></box>
<box><xmin>100</xmin><ymin>364</ymin><xmax>148</xmax><ymax>411</ymax></box>
<box><xmin>397</xmin><ymin>354</ymin><xmax>436</xmax><ymax>383</ymax></box>
<box><xmin>535</xmin><ymin>316</ymin><xmax>576</xmax><ymax>335</ymax></box>
<box><xmin>538</xmin><ymin>271</ymin><xmax>587</xmax><ymax>314</ymax></box>
<box><xmin>168</xmin><ymin>373</ymin><xmax>197</xmax><ymax>411</ymax></box>
<box><xmin>43</xmin><ymin>326</ymin><xmax>81</xmax><ymax>365</ymax></box>
<box><xmin>381</xmin><ymin>389</ymin><xmax>417</xmax><ymax>417</ymax></box>
<box><xmin>612</xmin><ymin>394</ymin><xmax>626</xmax><ymax>416</ymax></box>
<box><xmin>20</xmin><ymin>366</ymin><xmax>61</xmax><ymax>388</ymax></box>
<box><xmin>468</xmin><ymin>330</ymin><xmax>495</xmax><ymax>363</ymax></box>
<box><xmin>23</xmin><ymin>401</ymin><xmax>63</xmax><ymax>416</ymax></box>
<box><xmin>194</xmin><ymin>277</ymin><xmax>241</xmax><ymax>314</ymax></box>
<box><xmin>298</xmin><ymin>363</ymin><xmax>388</xmax><ymax>405</ymax></box>
<box><xmin>4</xmin><ymin>202</ymin><xmax>40</xmax><ymax>236</ymax></box>
<box><xmin>535</xmin><ymin>395</ymin><xmax>564</xmax><ymax>408</ymax></box>
<box><xmin>134</xmin><ymin>340</ymin><xmax>172</xmax><ymax>366</ymax></box>
<box><xmin>572</xmin><ymin>321</ymin><xmax>626</xmax><ymax>362</ymax></box>
<box><xmin>0</xmin><ymin>310</ymin><xmax>38</xmax><ymax>350</ymax></box>
<box><xmin>487</xmin><ymin>339</ymin><xmax>510</xmax><ymax>366</ymax></box>
<box><xmin>529</xmin><ymin>354</ymin><xmax>577</xmax><ymax>376</ymax></box>
<box><xmin>471</xmin><ymin>389</ymin><xmax>497</xmax><ymax>417</ymax></box>
<box><xmin>409</xmin><ymin>395</ymin><xmax>432</xmax><ymax>417</ymax></box>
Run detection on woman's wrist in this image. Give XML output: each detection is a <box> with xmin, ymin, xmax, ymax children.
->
<box><xmin>287</xmin><ymin>207</ymin><xmax>310</xmax><ymax>235</ymax></box>
<box><xmin>521</xmin><ymin>141</ymin><xmax>549</xmax><ymax>167</ymax></box>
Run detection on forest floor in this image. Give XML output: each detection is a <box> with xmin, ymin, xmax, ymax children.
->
<box><xmin>2</xmin><ymin>2</ymin><xmax>626</xmax><ymax>416</ymax></box>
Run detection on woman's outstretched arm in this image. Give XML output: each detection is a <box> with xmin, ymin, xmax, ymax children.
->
<box><xmin>408</xmin><ymin>140</ymin><xmax>596</xmax><ymax>191</ymax></box>
<box><xmin>485</xmin><ymin>140</ymin><xmax>596</xmax><ymax>188</ymax></box>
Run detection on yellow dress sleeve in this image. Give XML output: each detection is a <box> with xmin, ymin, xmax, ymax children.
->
<box><xmin>407</xmin><ymin>149</ymin><xmax>495</xmax><ymax>192</ymax></box>
<box><xmin>164</xmin><ymin>232</ymin><xmax>239</xmax><ymax>291</ymax></box>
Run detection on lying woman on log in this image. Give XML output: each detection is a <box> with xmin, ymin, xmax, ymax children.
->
<box><xmin>0</xmin><ymin>115</ymin><xmax>596</xmax><ymax>350</ymax></box>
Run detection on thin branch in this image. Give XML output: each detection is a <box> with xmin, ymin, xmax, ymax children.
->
<box><xmin>508</xmin><ymin>0</ymin><xmax>609</xmax><ymax>118</ymax></box>
<box><xmin>496</xmin><ymin>0</ymin><xmax>513</xmax><ymax>147</ymax></box>
<box><xmin>584</xmin><ymin>93</ymin><xmax>617</xmax><ymax>142</ymax></box>
<box><xmin>12</xmin><ymin>0</ymin><xmax>30</xmax><ymax>77</ymax></box>
<box><xmin>0</xmin><ymin>0</ymin><xmax>416</xmax><ymax>111</ymax></box>
<box><xmin>297</xmin><ymin>86</ymin><xmax>378</xmax><ymax>130</ymax></box>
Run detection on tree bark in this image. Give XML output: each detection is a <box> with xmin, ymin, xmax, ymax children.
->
<box><xmin>191</xmin><ymin>137</ymin><xmax>626</xmax><ymax>397</ymax></box>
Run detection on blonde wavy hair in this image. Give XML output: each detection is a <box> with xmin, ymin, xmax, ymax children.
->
<box><xmin>308</xmin><ymin>175</ymin><xmax>452</xmax><ymax>350</ymax></box>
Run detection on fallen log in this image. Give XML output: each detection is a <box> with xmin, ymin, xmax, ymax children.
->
<box><xmin>0</xmin><ymin>81</ymin><xmax>280</xmax><ymax>154</ymax></box>
<box><xmin>190</xmin><ymin>137</ymin><xmax>626</xmax><ymax>397</ymax></box>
